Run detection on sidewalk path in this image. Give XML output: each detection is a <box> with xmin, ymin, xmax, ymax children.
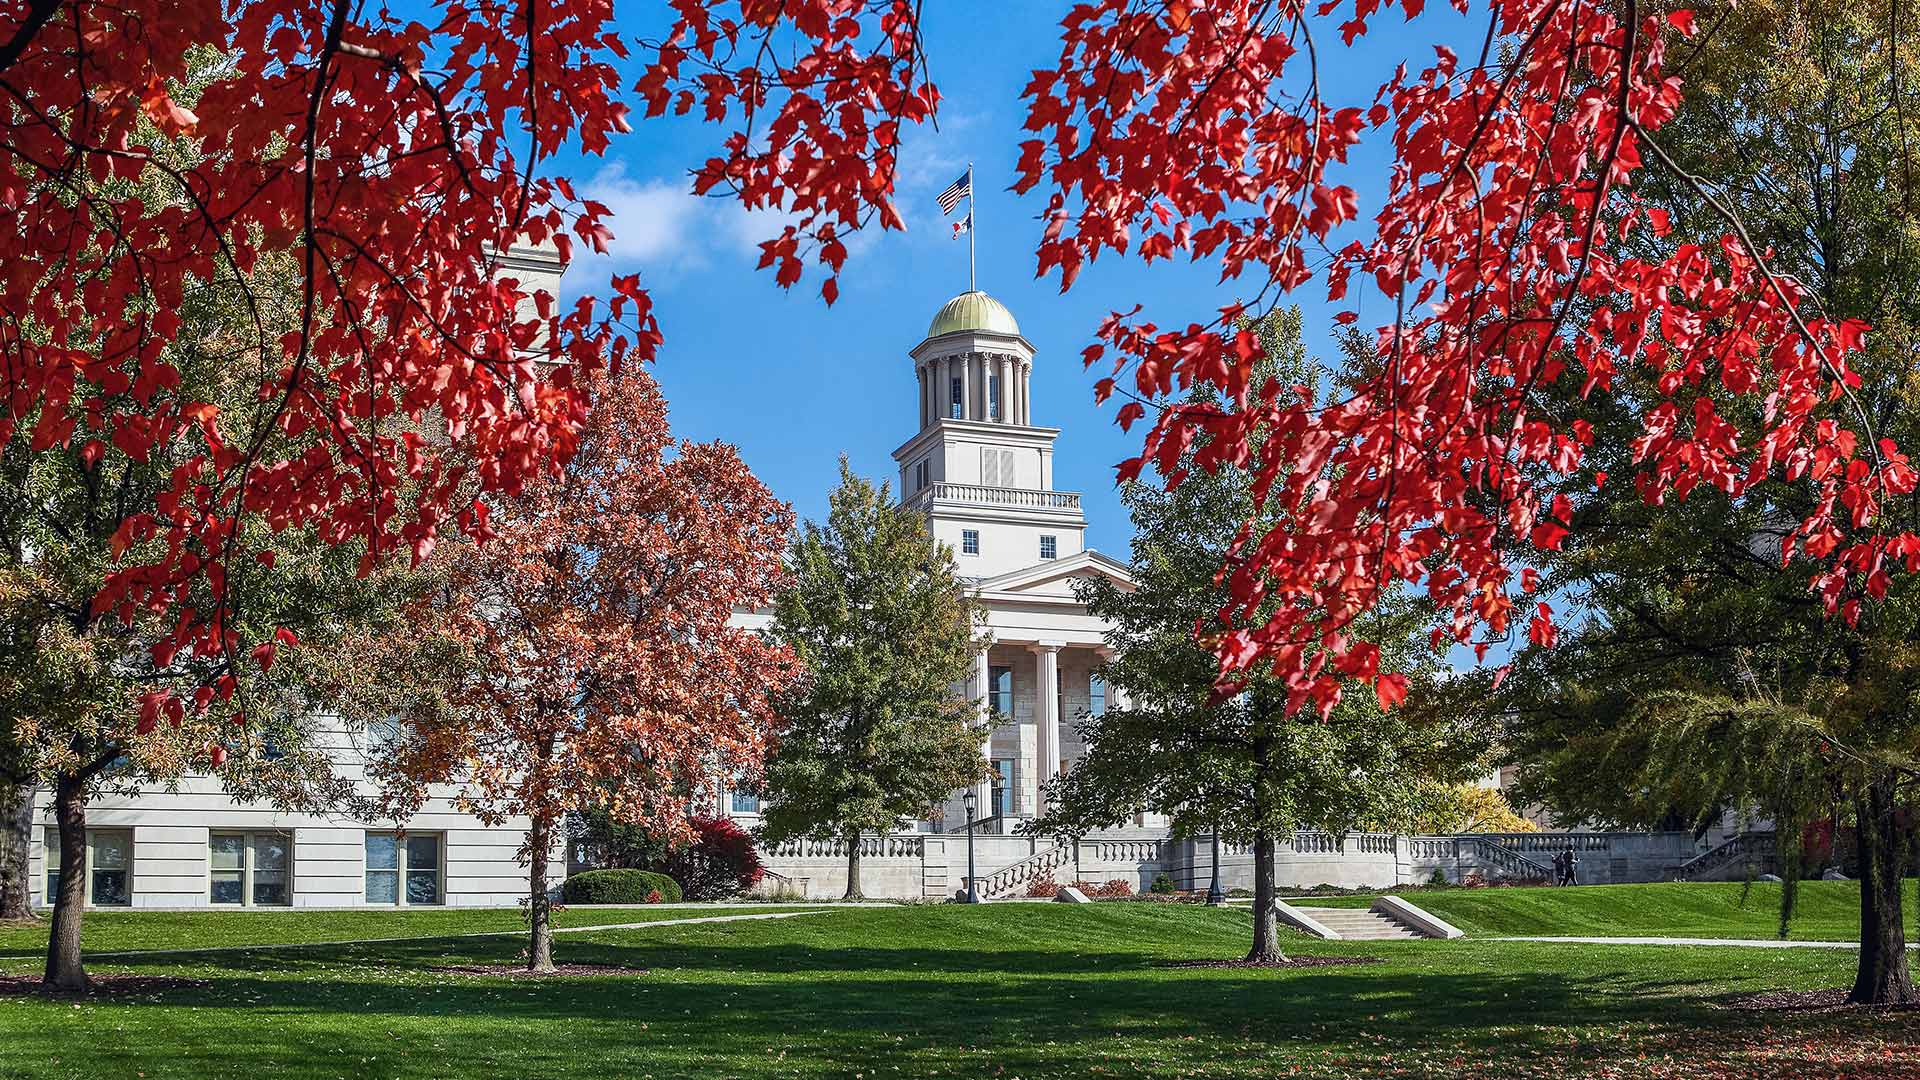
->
<box><xmin>1491</xmin><ymin>935</ymin><xmax>1916</xmax><ymax>949</ymax></box>
<box><xmin>78</xmin><ymin>909</ymin><xmax>839</xmax><ymax>961</ymax></box>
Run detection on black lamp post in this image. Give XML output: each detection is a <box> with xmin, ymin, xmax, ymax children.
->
<box><xmin>1206</xmin><ymin>828</ymin><xmax>1225</xmax><ymax>906</ymax></box>
<box><xmin>963</xmin><ymin>787</ymin><xmax>979</xmax><ymax>904</ymax></box>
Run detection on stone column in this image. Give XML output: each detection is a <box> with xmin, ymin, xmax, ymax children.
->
<box><xmin>917</xmin><ymin>364</ymin><xmax>929</xmax><ymax>428</ymax></box>
<box><xmin>958</xmin><ymin>353</ymin><xmax>972</xmax><ymax>421</ymax></box>
<box><xmin>974</xmin><ymin>645</ymin><xmax>995</xmax><ymax>822</ymax></box>
<box><xmin>1020</xmin><ymin>361</ymin><xmax>1033</xmax><ymax>424</ymax></box>
<box><xmin>996</xmin><ymin>355</ymin><xmax>1012</xmax><ymax>422</ymax></box>
<box><xmin>1032</xmin><ymin>644</ymin><xmax>1062</xmax><ymax>799</ymax></box>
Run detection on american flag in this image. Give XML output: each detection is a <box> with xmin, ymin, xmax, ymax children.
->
<box><xmin>937</xmin><ymin>172</ymin><xmax>971</xmax><ymax>215</ymax></box>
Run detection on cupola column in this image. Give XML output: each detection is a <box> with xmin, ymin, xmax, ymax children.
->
<box><xmin>996</xmin><ymin>355</ymin><xmax>1012</xmax><ymax>423</ymax></box>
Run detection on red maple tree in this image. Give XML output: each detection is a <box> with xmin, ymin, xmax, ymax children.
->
<box><xmin>0</xmin><ymin>0</ymin><xmax>925</xmax><ymax>719</ymax></box>
<box><xmin>370</xmin><ymin>368</ymin><xmax>794</xmax><ymax>972</ymax></box>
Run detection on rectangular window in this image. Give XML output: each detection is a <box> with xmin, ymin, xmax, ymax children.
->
<box><xmin>989</xmin><ymin>374</ymin><xmax>1001</xmax><ymax>420</ymax></box>
<box><xmin>366</xmin><ymin>832</ymin><xmax>443</xmax><ymax>906</ymax></box>
<box><xmin>981</xmin><ymin>446</ymin><xmax>1000</xmax><ymax>486</ymax></box>
<box><xmin>961</xmin><ymin>529</ymin><xmax>980</xmax><ymax>556</ymax></box>
<box><xmin>405</xmin><ymin>835</ymin><xmax>442</xmax><ymax>905</ymax></box>
<box><xmin>731</xmin><ymin>790</ymin><xmax>762</xmax><ymax>814</ymax></box>
<box><xmin>88</xmin><ymin>831</ymin><xmax>132</xmax><ymax>907</ymax></box>
<box><xmin>1089</xmin><ymin>674</ymin><xmax>1108</xmax><ymax>718</ymax></box>
<box><xmin>993</xmin><ymin>759</ymin><xmax>1014</xmax><ymax>818</ymax></box>
<box><xmin>211</xmin><ymin>831</ymin><xmax>294</xmax><ymax>907</ymax></box>
<box><xmin>914</xmin><ymin>459</ymin><xmax>929</xmax><ymax>492</ymax></box>
<box><xmin>949</xmin><ymin>376</ymin><xmax>963</xmax><ymax>418</ymax></box>
<box><xmin>989</xmin><ymin>666</ymin><xmax>1013</xmax><ymax>717</ymax></box>
<box><xmin>1039</xmin><ymin>534</ymin><xmax>1057</xmax><ymax>560</ymax></box>
<box><xmin>209</xmin><ymin>833</ymin><xmax>245</xmax><ymax>904</ymax></box>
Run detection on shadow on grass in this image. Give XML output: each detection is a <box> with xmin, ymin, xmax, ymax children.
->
<box><xmin>2</xmin><ymin>906</ymin><xmax>1905</xmax><ymax>1078</ymax></box>
<box><xmin>17</xmin><ymin>935</ymin><xmax>1845</xmax><ymax>1073</ymax></box>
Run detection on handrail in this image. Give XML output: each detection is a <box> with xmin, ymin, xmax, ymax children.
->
<box><xmin>1677</xmin><ymin>831</ymin><xmax>1776</xmax><ymax>880</ymax></box>
<box><xmin>978</xmin><ymin>843</ymin><xmax>1075</xmax><ymax>899</ymax></box>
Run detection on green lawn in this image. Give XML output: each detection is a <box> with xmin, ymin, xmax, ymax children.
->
<box><xmin>0</xmin><ymin>904</ymin><xmax>809</xmax><ymax>957</ymax></box>
<box><xmin>1295</xmin><ymin>880</ymin><xmax>1912</xmax><ymax>940</ymax></box>
<box><xmin>0</xmin><ymin>898</ymin><xmax>1912</xmax><ymax>1079</ymax></box>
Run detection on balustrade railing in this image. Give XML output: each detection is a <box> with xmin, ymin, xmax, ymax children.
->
<box><xmin>763</xmin><ymin>835</ymin><xmax>925</xmax><ymax>860</ymax></box>
<box><xmin>977</xmin><ymin>843</ymin><xmax>1075</xmax><ymax>899</ymax></box>
<box><xmin>1677</xmin><ymin>832</ymin><xmax>1776</xmax><ymax>881</ymax></box>
<box><xmin>906</xmin><ymin>482</ymin><xmax>1082</xmax><ymax>512</ymax></box>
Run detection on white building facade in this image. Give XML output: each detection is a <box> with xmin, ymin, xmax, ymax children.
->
<box><xmin>733</xmin><ymin>290</ymin><xmax>1182</xmax><ymax>898</ymax></box>
<box><xmin>25</xmin><ymin>245</ymin><xmax>569</xmax><ymax>913</ymax></box>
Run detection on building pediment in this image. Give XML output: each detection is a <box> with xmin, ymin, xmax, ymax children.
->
<box><xmin>974</xmin><ymin>549</ymin><xmax>1132</xmax><ymax>600</ymax></box>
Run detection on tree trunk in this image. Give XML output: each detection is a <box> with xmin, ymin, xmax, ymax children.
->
<box><xmin>843</xmin><ymin>832</ymin><xmax>863</xmax><ymax>900</ymax></box>
<box><xmin>42</xmin><ymin>774</ymin><xmax>88</xmax><ymax>992</ymax></box>
<box><xmin>527</xmin><ymin>815</ymin><xmax>555</xmax><ymax>973</ymax></box>
<box><xmin>1247</xmin><ymin>829</ymin><xmax>1287</xmax><ymax>963</ymax></box>
<box><xmin>0</xmin><ymin>778</ymin><xmax>35</xmax><ymax>921</ymax></box>
<box><xmin>1849</xmin><ymin>776</ymin><xmax>1916</xmax><ymax>1005</ymax></box>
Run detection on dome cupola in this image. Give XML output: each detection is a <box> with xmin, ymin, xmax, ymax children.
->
<box><xmin>926</xmin><ymin>290</ymin><xmax>1021</xmax><ymax>339</ymax></box>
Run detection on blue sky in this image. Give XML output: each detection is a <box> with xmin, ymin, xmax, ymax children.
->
<box><xmin>555</xmin><ymin>3</ymin><xmax>1486</xmax><ymax>556</ymax></box>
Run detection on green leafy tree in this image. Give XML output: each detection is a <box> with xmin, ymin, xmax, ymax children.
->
<box><xmin>1470</xmin><ymin>0</ymin><xmax>1920</xmax><ymax>1006</ymax></box>
<box><xmin>1044</xmin><ymin>311</ymin><xmax>1486</xmax><ymax>962</ymax></box>
<box><xmin>760</xmin><ymin>461</ymin><xmax>990</xmax><ymax>899</ymax></box>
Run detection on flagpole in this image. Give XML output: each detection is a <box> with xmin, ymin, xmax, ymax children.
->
<box><xmin>967</xmin><ymin>161</ymin><xmax>976</xmax><ymax>293</ymax></box>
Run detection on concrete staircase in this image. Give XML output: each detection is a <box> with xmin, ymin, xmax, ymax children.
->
<box><xmin>1293</xmin><ymin>906</ymin><xmax>1423</xmax><ymax>940</ymax></box>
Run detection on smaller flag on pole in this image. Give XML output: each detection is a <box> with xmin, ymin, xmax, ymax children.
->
<box><xmin>937</xmin><ymin>172</ymin><xmax>971</xmax><ymax>215</ymax></box>
<box><xmin>950</xmin><ymin>212</ymin><xmax>972</xmax><ymax>239</ymax></box>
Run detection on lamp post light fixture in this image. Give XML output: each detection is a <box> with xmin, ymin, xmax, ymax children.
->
<box><xmin>1206</xmin><ymin>829</ymin><xmax>1225</xmax><ymax>906</ymax></box>
<box><xmin>962</xmin><ymin>788</ymin><xmax>980</xmax><ymax>904</ymax></box>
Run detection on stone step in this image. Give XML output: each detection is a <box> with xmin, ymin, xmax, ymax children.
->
<box><xmin>1294</xmin><ymin>907</ymin><xmax>1423</xmax><ymax>940</ymax></box>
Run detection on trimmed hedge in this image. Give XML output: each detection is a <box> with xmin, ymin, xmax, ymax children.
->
<box><xmin>562</xmin><ymin>869</ymin><xmax>682</xmax><ymax>905</ymax></box>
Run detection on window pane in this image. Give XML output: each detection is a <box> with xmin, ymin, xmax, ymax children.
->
<box><xmin>365</xmin><ymin>869</ymin><xmax>399</xmax><ymax>904</ymax></box>
<box><xmin>210</xmin><ymin>834</ymin><xmax>245</xmax><ymax>870</ymax></box>
<box><xmin>405</xmin><ymin>871</ymin><xmax>440</xmax><ymax>905</ymax></box>
<box><xmin>252</xmin><ymin>873</ymin><xmax>290</xmax><ymax>906</ymax></box>
<box><xmin>254</xmin><ymin>835</ymin><xmax>290</xmax><ymax>871</ymax></box>
<box><xmin>45</xmin><ymin>870</ymin><xmax>59</xmax><ymax>904</ymax></box>
<box><xmin>210</xmin><ymin>871</ymin><xmax>244</xmax><ymax>905</ymax></box>
<box><xmin>92</xmin><ymin>869</ymin><xmax>130</xmax><ymax>906</ymax></box>
<box><xmin>90</xmin><ymin>832</ymin><xmax>129</xmax><ymax>869</ymax></box>
<box><xmin>365</xmin><ymin>833</ymin><xmax>397</xmax><ymax>870</ymax></box>
<box><xmin>405</xmin><ymin>835</ymin><xmax>440</xmax><ymax>870</ymax></box>
<box><xmin>731</xmin><ymin>791</ymin><xmax>760</xmax><ymax>813</ymax></box>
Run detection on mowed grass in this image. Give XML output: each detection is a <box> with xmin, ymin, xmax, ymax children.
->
<box><xmin>0</xmin><ymin>904</ymin><xmax>812</xmax><ymax>958</ymax></box>
<box><xmin>1295</xmin><ymin>880</ymin><xmax>1914</xmax><ymax>940</ymax></box>
<box><xmin>0</xmin><ymin>899</ymin><xmax>1914</xmax><ymax>1079</ymax></box>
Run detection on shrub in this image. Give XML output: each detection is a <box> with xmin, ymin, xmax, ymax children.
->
<box><xmin>1076</xmin><ymin>878</ymin><xmax>1134</xmax><ymax>899</ymax></box>
<box><xmin>562</xmin><ymin>869</ymin><xmax>683</xmax><ymax>905</ymax></box>
<box><xmin>660</xmin><ymin>817</ymin><xmax>766</xmax><ymax>900</ymax></box>
<box><xmin>1149</xmin><ymin>872</ymin><xmax>1176</xmax><ymax>895</ymax></box>
<box><xmin>1027</xmin><ymin>879</ymin><xmax>1061</xmax><ymax>899</ymax></box>
<box><xmin>1428</xmin><ymin>869</ymin><xmax>1450</xmax><ymax>887</ymax></box>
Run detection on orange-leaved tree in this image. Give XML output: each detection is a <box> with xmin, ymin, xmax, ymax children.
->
<box><xmin>364</xmin><ymin>368</ymin><xmax>795</xmax><ymax>972</ymax></box>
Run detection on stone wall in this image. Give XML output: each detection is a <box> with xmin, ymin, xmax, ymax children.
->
<box><xmin>757</xmin><ymin>829</ymin><xmax>1735</xmax><ymax>900</ymax></box>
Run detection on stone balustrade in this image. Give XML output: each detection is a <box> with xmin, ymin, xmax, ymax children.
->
<box><xmin>750</xmin><ymin>828</ymin><xmax>1741</xmax><ymax>900</ymax></box>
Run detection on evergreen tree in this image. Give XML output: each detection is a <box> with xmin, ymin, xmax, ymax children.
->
<box><xmin>1464</xmin><ymin>0</ymin><xmax>1920</xmax><ymax>1005</ymax></box>
<box><xmin>1044</xmin><ymin>311</ymin><xmax>1487</xmax><ymax>962</ymax></box>
<box><xmin>760</xmin><ymin>461</ymin><xmax>990</xmax><ymax>899</ymax></box>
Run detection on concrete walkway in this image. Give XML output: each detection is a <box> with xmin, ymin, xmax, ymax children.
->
<box><xmin>80</xmin><ymin>908</ymin><xmax>839</xmax><ymax>961</ymax></box>
<box><xmin>1491</xmin><ymin>935</ymin><xmax>1918</xmax><ymax>949</ymax></box>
